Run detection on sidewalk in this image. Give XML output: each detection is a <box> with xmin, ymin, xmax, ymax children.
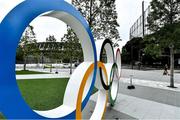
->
<box><xmin>90</xmin><ymin>93</ymin><xmax>180</xmax><ymax>119</ymax></box>
<box><xmin>119</xmin><ymin>78</ymin><xmax>180</xmax><ymax>107</ymax></box>
<box><xmin>121</xmin><ymin>69</ymin><xmax>180</xmax><ymax>83</ymax></box>
<box><xmin>121</xmin><ymin>77</ymin><xmax>180</xmax><ymax>92</ymax></box>
<box><xmin>16</xmin><ymin>68</ymin><xmax>180</xmax><ymax>83</ymax></box>
<box><xmin>15</xmin><ymin>69</ymin><xmax>180</xmax><ymax>119</ymax></box>
<box><xmin>16</xmin><ymin>73</ymin><xmax>70</xmax><ymax>80</ymax></box>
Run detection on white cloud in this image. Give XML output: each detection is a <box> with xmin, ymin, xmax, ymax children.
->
<box><xmin>30</xmin><ymin>17</ymin><xmax>67</xmax><ymax>42</ymax></box>
<box><xmin>0</xmin><ymin>0</ymin><xmax>71</xmax><ymax>42</ymax></box>
<box><xmin>117</xmin><ymin>0</ymin><xmax>151</xmax><ymax>49</ymax></box>
<box><xmin>0</xmin><ymin>0</ymin><xmax>151</xmax><ymax>46</ymax></box>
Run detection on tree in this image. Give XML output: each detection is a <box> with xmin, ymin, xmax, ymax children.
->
<box><xmin>45</xmin><ymin>35</ymin><xmax>59</xmax><ymax>72</ymax></box>
<box><xmin>61</xmin><ymin>28</ymin><xmax>83</xmax><ymax>74</ymax></box>
<box><xmin>19</xmin><ymin>25</ymin><xmax>37</xmax><ymax>71</ymax></box>
<box><xmin>46</xmin><ymin>35</ymin><xmax>57</xmax><ymax>42</ymax></box>
<box><xmin>146</xmin><ymin>0</ymin><xmax>180</xmax><ymax>87</ymax></box>
<box><xmin>72</xmin><ymin>0</ymin><xmax>120</xmax><ymax>44</ymax></box>
<box><xmin>16</xmin><ymin>46</ymin><xmax>24</xmax><ymax>63</ymax></box>
<box><xmin>146</xmin><ymin>0</ymin><xmax>180</xmax><ymax>48</ymax></box>
<box><xmin>144</xmin><ymin>34</ymin><xmax>162</xmax><ymax>59</ymax></box>
<box><xmin>61</xmin><ymin>0</ymin><xmax>121</xmax><ymax>73</ymax></box>
<box><xmin>147</xmin><ymin>0</ymin><xmax>180</xmax><ymax>32</ymax></box>
<box><xmin>122</xmin><ymin>37</ymin><xmax>145</xmax><ymax>64</ymax></box>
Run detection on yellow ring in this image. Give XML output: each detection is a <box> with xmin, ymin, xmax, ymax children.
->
<box><xmin>76</xmin><ymin>62</ymin><xmax>108</xmax><ymax>119</ymax></box>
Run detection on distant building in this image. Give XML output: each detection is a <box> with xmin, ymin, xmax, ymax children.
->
<box><xmin>129</xmin><ymin>4</ymin><xmax>180</xmax><ymax>67</ymax></box>
<box><xmin>129</xmin><ymin>5</ymin><xmax>151</xmax><ymax>40</ymax></box>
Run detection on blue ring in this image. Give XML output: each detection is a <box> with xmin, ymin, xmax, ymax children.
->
<box><xmin>0</xmin><ymin>0</ymin><xmax>97</xmax><ymax>119</ymax></box>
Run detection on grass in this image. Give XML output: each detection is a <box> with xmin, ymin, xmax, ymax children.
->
<box><xmin>17</xmin><ymin>78</ymin><xmax>69</xmax><ymax>110</ymax></box>
<box><xmin>16</xmin><ymin>70</ymin><xmax>49</xmax><ymax>75</ymax></box>
<box><xmin>0</xmin><ymin>78</ymin><xmax>98</xmax><ymax>118</ymax></box>
<box><xmin>17</xmin><ymin>78</ymin><xmax>98</xmax><ymax>110</ymax></box>
<box><xmin>0</xmin><ymin>113</ymin><xmax>5</xmax><ymax>119</ymax></box>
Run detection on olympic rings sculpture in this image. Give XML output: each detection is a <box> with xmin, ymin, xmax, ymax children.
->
<box><xmin>0</xmin><ymin>0</ymin><xmax>121</xmax><ymax>119</ymax></box>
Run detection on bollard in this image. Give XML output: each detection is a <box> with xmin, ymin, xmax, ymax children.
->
<box><xmin>127</xmin><ymin>75</ymin><xmax>135</xmax><ymax>89</ymax></box>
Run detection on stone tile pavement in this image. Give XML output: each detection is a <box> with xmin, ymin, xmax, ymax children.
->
<box><xmin>90</xmin><ymin>93</ymin><xmax>180</xmax><ymax>119</ymax></box>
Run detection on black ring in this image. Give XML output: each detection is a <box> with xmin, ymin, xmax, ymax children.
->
<box><xmin>99</xmin><ymin>39</ymin><xmax>115</xmax><ymax>90</ymax></box>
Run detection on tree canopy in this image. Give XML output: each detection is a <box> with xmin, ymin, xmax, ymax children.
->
<box><xmin>46</xmin><ymin>35</ymin><xmax>57</xmax><ymax>42</ymax></box>
<box><xmin>145</xmin><ymin>0</ymin><xmax>180</xmax><ymax>58</ymax></box>
<box><xmin>72</xmin><ymin>0</ymin><xmax>120</xmax><ymax>43</ymax></box>
<box><xmin>147</xmin><ymin>0</ymin><xmax>180</xmax><ymax>32</ymax></box>
<box><xmin>61</xmin><ymin>28</ymin><xmax>83</xmax><ymax>63</ymax></box>
<box><xmin>18</xmin><ymin>25</ymin><xmax>38</xmax><ymax>70</ymax></box>
<box><xmin>61</xmin><ymin>0</ymin><xmax>121</xmax><ymax>62</ymax></box>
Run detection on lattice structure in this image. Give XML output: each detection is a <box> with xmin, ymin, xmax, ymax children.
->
<box><xmin>129</xmin><ymin>5</ymin><xmax>152</xmax><ymax>40</ymax></box>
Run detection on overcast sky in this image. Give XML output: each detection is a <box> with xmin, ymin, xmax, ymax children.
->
<box><xmin>0</xmin><ymin>0</ymin><xmax>151</xmax><ymax>48</ymax></box>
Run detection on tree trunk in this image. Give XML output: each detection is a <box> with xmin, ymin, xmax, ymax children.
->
<box><xmin>89</xmin><ymin>0</ymin><xmax>93</xmax><ymax>28</ymax></box>
<box><xmin>24</xmin><ymin>56</ymin><xmax>27</xmax><ymax>71</ymax></box>
<box><xmin>169</xmin><ymin>45</ymin><xmax>175</xmax><ymax>88</ymax></box>
<box><xmin>50</xmin><ymin>51</ymin><xmax>52</xmax><ymax>73</ymax></box>
<box><xmin>70</xmin><ymin>49</ymin><xmax>73</xmax><ymax>75</ymax></box>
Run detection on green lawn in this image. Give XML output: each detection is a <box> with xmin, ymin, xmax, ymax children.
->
<box><xmin>17</xmin><ymin>78</ymin><xmax>69</xmax><ymax>110</ymax></box>
<box><xmin>0</xmin><ymin>78</ymin><xmax>97</xmax><ymax>118</ymax></box>
<box><xmin>0</xmin><ymin>113</ymin><xmax>5</xmax><ymax>119</ymax></box>
<box><xmin>16</xmin><ymin>70</ymin><xmax>49</xmax><ymax>75</ymax></box>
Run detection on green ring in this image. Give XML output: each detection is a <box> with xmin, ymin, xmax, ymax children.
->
<box><xmin>109</xmin><ymin>63</ymin><xmax>119</xmax><ymax>106</ymax></box>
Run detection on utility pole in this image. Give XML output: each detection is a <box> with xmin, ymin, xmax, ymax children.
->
<box><xmin>142</xmin><ymin>1</ymin><xmax>145</xmax><ymax>37</ymax></box>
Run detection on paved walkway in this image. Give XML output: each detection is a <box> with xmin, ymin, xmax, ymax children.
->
<box><xmin>82</xmin><ymin>100</ymin><xmax>136</xmax><ymax>119</ymax></box>
<box><xmin>16</xmin><ymin>74</ymin><xmax>70</xmax><ymax>80</ymax></box>
<box><xmin>121</xmin><ymin>77</ymin><xmax>180</xmax><ymax>92</ymax></box>
<box><xmin>15</xmin><ymin>68</ymin><xmax>180</xmax><ymax>119</ymax></box>
<box><xmin>119</xmin><ymin>82</ymin><xmax>180</xmax><ymax>107</ymax></box>
<box><xmin>90</xmin><ymin>93</ymin><xmax>180</xmax><ymax>119</ymax></box>
<box><xmin>16</xmin><ymin>68</ymin><xmax>180</xmax><ymax>83</ymax></box>
<box><xmin>121</xmin><ymin>69</ymin><xmax>180</xmax><ymax>83</ymax></box>
<box><xmin>16</xmin><ymin>68</ymin><xmax>75</xmax><ymax>75</ymax></box>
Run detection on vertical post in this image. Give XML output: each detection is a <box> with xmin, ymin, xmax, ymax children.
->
<box><xmin>127</xmin><ymin>75</ymin><xmax>135</xmax><ymax>89</ymax></box>
<box><xmin>41</xmin><ymin>52</ymin><xmax>43</xmax><ymax>67</ymax></box>
<box><xmin>70</xmin><ymin>41</ymin><xmax>73</xmax><ymax>75</ymax></box>
<box><xmin>70</xmin><ymin>49</ymin><xmax>72</xmax><ymax>75</ymax></box>
<box><xmin>131</xmin><ymin>46</ymin><xmax>133</xmax><ymax>69</ymax></box>
<box><xmin>55</xmin><ymin>60</ymin><xmax>58</xmax><ymax>74</ymax></box>
<box><xmin>169</xmin><ymin>44</ymin><xmax>175</xmax><ymax>88</ymax></box>
<box><xmin>138</xmin><ymin>50</ymin><xmax>142</xmax><ymax>70</ymax></box>
<box><xmin>142</xmin><ymin>1</ymin><xmax>145</xmax><ymax>37</ymax></box>
<box><xmin>50</xmin><ymin>50</ymin><xmax>52</xmax><ymax>73</ymax></box>
<box><xmin>89</xmin><ymin>0</ymin><xmax>93</xmax><ymax>28</ymax></box>
<box><xmin>24</xmin><ymin>55</ymin><xmax>27</xmax><ymax>71</ymax></box>
<box><xmin>130</xmin><ymin>75</ymin><xmax>133</xmax><ymax>86</ymax></box>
